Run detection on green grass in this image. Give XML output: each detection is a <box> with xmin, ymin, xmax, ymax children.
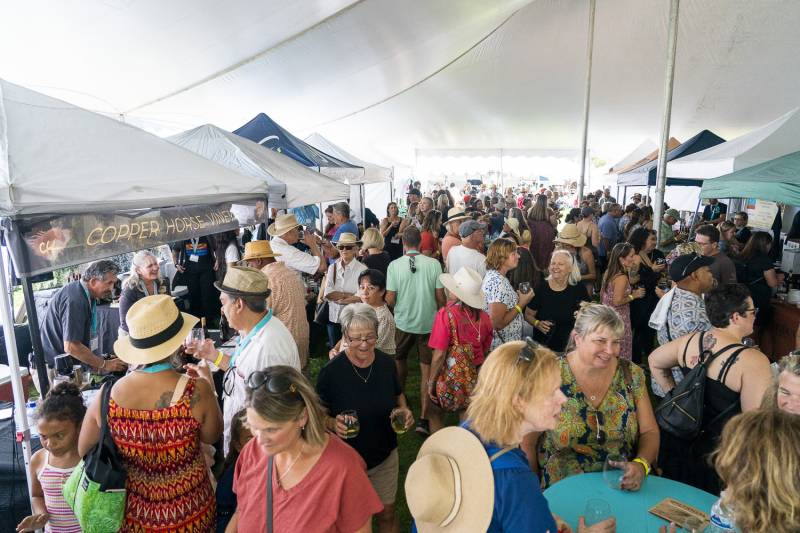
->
<box><xmin>307</xmin><ymin>341</ymin><xmax>428</xmax><ymax>532</ymax></box>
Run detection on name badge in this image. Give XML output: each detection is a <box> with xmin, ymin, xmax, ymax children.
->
<box><xmin>391</xmin><ymin>237</ymin><xmax>400</xmax><ymax>244</ymax></box>
<box><xmin>90</xmin><ymin>337</ymin><xmax>99</xmax><ymax>351</ymax></box>
<box><xmin>189</xmin><ymin>254</ymin><xmax>200</xmax><ymax>262</ymax></box>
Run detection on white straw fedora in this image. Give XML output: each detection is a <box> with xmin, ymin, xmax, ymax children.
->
<box><xmin>405</xmin><ymin>426</ymin><xmax>494</xmax><ymax>532</ymax></box>
<box><xmin>446</xmin><ymin>207</ymin><xmax>470</xmax><ymax>225</ymax></box>
<box><xmin>553</xmin><ymin>223</ymin><xmax>587</xmax><ymax>248</ymax></box>
<box><xmin>113</xmin><ymin>295</ymin><xmax>198</xmax><ymax>365</ymax></box>
<box><xmin>267</xmin><ymin>213</ymin><xmax>301</xmax><ymax>237</ymax></box>
<box><xmin>439</xmin><ymin>267</ymin><xmax>485</xmax><ymax>309</ymax></box>
<box><xmin>333</xmin><ymin>232</ymin><xmax>362</xmax><ymax>246</ymax></box>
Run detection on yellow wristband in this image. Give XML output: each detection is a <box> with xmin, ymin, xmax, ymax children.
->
<box><xmin>533</xmin><ymin>319</ymin><xmax>540</xmax><ymax>327</ymax></box>
<box><xmin>213</xmin><ymin>351</ymin><xmax>224</xmax><ymax>367</ymax></box>
<box><xmin>514</xmin><ymin>304</ymin><xmax>523</xmax><ymax>315</ymax></box>
<box><xmin>628</xmin><ymin>294</ymin><xmax>634</xmax><ymax>302</ymax></box>
<box><xmin>632</xmin><ymin>457</ymin><xmax>651</xmax><ymax>476</ymax></box>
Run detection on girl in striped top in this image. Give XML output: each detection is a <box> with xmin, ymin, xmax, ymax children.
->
<box><xmin>16</xmin><ymin>382</ymin><xmax>84</xmax><ymax>533</ymax></box>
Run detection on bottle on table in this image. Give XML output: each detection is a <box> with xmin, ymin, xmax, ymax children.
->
<box><xmin>26</xmin><ymin>400</ymin><xmax>39</xmax><ymax>438</ymax></box>
<box><xmin>708</xmin><ymin>492</ymin><xmax>736</xmax><ymax>532</ymax></box>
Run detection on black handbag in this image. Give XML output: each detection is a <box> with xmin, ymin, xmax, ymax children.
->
<box><xmin>85</xmin><ymin>380</ymin><xmax>127</xmax><ymax>490</ymax></box>
<box><xmin>313</xmin><ymin>263</ymin><xmax>336</xmax><ymax>325</ymax></box>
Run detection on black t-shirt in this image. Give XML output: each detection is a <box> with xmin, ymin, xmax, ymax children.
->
<box><xmin>363</xmin><ymin>251</ymin><xmax>392</xmax><ymax>276</ymax></box>
<box><xmin>526</xmin><ymin>280</ymin><xmax>589</xmax><ymax>352</ymax></box>
<box><xmin>40</xmin><ymin>281</ymin><xmax>92</xmax><ymax>365</ymax></box>
<box><xmin>172</xmin><ymin>236</ymin><xmax>214</xmax><ymax>272</ymax></box>
<box><xmin>316</xmin><ymin>350</ymin><xmax>402</xmax><ymax>468</ymax></box>
<box><xmin>702</xmin><ymin>202</ymin><xmax>727</xmax><ymax>222</ymax></box>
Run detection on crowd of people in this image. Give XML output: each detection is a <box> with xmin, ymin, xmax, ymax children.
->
<box><xmin>18</xmin><ymin>185</ymin><xmax>800</xmax><ymax>533</ymax></box>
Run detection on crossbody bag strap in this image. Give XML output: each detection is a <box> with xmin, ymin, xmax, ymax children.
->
<box><xmin>266</xmin><ymin>455</ymin><xmax>274</xmax><ymax>533</ymax></box>
<box><xmin>100</xmin><ymin>379</ymin><xmax>115</xmax><ymax>438</ymax></box>
<box><xmin>489</xmin><ymin>446</ymin><xmax>516</xmax><ymax>463</ymax></box>
<box><xmin>170</xmin><ymin>374</ymin><xmax>190</xmax><ymax>406</ymax></box>
<box><xmin>446</xmin><ymin>306</ymin><xmax>460</xmax><ymax>346</ymax></box>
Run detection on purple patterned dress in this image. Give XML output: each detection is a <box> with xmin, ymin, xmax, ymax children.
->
<box><xmin>602</xmin><ymin>276</ymin><xmax>633</xmax><ymax>361</ymax></box>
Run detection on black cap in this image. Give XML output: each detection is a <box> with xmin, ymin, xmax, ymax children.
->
<box><xmin>669</xmin><ymin>252</ymin><xmax>715</xmax><ymax>282</ymax></box>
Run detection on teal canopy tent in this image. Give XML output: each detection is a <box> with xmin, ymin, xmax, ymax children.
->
<box><xmin>699</xmin><ymin>150</ymin><xmax>800</xmax><ymax>204</ymax></box>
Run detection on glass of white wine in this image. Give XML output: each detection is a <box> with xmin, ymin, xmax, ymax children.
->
<box><xmin>390</xmin><ymin>408</ymin><xmax>409</xmax><ymax>434</ymax></box>
<box><xmin>341</xmin><ymin>410</ymin><xmax>360</xmax><ymax>439</ymax></box>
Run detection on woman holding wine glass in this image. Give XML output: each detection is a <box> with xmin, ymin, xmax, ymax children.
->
<box><xmin>316</xmin><ymin>303</ymin><xmax>414</xmax><ymax>533</ymax></box>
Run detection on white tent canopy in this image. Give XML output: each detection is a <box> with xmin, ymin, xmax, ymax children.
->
<box><xmin>666</xmin><ymin>107</ymin><xmax>800</xmax><ymax>179</ymax></box>
<box><xmin>305</xmin><ymin>133</ymin><xmax>392</xmax><ymax>185</ymax></box>
<box><xmin>608</xmin><ymin>139</ymin><xmax>658</xmax><ymax>175</ymax></box>
<box><xmin>2</xmin><ymin>1</ymin><xmax>800</xmax><ymax>167</ymax></box>
<box><xmin>168</xmin><ymin>124</ymin><xmax>350</xmax><ymax>209</ymax></box>
<box><xmin>0</xmin><ymin>79</ymin><xmax>268</xmax><ymax>217</ymax></box>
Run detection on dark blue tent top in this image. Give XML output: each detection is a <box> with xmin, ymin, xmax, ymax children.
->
<box><xmin>617</xmin><ymin>129</ymin><xmax>726</xmax><ymax>187</ymax></box>
<box><xmin>233</xmin><ymin>113</ymin><xmax>358</xmax><ymax>171</ymax></box>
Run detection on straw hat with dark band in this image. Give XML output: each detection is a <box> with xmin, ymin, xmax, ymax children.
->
<box><xmin>241</xmin><ymin>240</ymin><xmax>282</xmax><ymax>261</ymax></box>
<box><xmin>114</xmin><ymin>295</ymin><xmax>198</xmax><ymax>365</ymax></box>
<box><xmin>214</xmin><ymin>266</ymin><xmax>271</xmax><ymax>298</ymax></box>
<box><xmin>554</xmin><ymin>223</ymin><xmax>587</xmax><ymax>248</ymax></box>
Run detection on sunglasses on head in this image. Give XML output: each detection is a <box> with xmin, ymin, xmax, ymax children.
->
<box><xmin>245</xmin><ymin>370</ymin><xmax>301</xmax><ymax>400</ymax></box>
<box><xmin>517</xmin><ymin>337</ymin><xmax>541</xmax><ymax>365</ymax></box>
<box><xmin>591</xmin><ymin>409</ymin><xmax>607</xmax><ymax>445</ymax></box>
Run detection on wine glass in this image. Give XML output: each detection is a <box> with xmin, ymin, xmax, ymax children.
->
<box><xmin>583</xmin><ymin>498</ymin><xmax>611</xmax><ymax>527</ymax></box>
<box><xmin>341</xmin><ymin>410</ymin><xmax>360</xmax><ymax>439</ymax></box>
<box><xmin>390</xmin><ymin>408</ymin><xmax>408</xmax><ymax>434</ymax></box>
<box><xmin>186</xmin><ymin>328</ymin><xmax>205</xmax><ymax>351</ymax></box>
<box><xmin>603</xmin><ymin>454</ymin><xmax>627</xmax><ymax>489</ymax></box>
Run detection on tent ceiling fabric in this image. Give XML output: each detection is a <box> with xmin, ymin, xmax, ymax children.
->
<box><xmin>0</xmin><ymin>80</ymin><xmax>268</xmax><ymax>217</ymax></box>
<box><xmin>1</xmin><ymin>1</ymin><xmax>799</xmax><ymax>167</ymax></box>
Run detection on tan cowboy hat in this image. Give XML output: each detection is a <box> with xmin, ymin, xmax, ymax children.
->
<box><xmin>504</xmin><ymin>218</ymin><xmax>521</xmax><ymax>239</ymax></box>
<box><xmin>405</xmin><ymin>426</ymin><xmax>494</xmax><ymax>532</ymax></box>
<box><xmin>213</xmin><ymin>266</ymin><xmax>271</xmax><ymax>297</ymax></box>
<box><xmin>267</xmin><ymin>213</ymin><xmax>301</xmax><ymax>237</ymax></box>
<box><xmin>114</xmin><ymin>295</ymin><xmax>198</xmax><ymax>365</ymax></box>
<box><xmin>332</xmin><ymin>232</ymin><xmax>361</xmax><ymax>246</ymax></box>
<box><xmin>439</xmin><ymin>267</ymin><xmax>485</xmax><ymax>309</ymax></box>
<box><xmin>554</xmin><ymin>223</ymin><xmax>587</xmax><ymax>248</ymax></box>
<box><xmin>241</xmin><ymin>240</ymin><xmax>282</xmax><ymax>261</ymax></box>
<box><xmin>446</xmin><ymin>207</ymin><xmax>470</xmax><ymax>225</ymax></box>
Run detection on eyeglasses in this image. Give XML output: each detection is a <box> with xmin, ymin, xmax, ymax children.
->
<box><xmin>346</xmin><ymin>334</ymin><xmax>378</xmax><ymax>345</ymax></box>
<box><xmin>337</xmin><ymin>245</ymin><xmax>355</xmax><ymax>251</ymax></box>
<box><xmin>591</xmin><ymin>409</ymin><xmax>607</xmax><ymax>445</ymax></box>
<box><xmin>409</xmin><ymin>254</ymin><xmax>417</xmax><ymax>274</ymax></box>
<box><xmin>742</xmin><ymin>307</ymin><xmax>759</xmax><ymax>317</ymax></box>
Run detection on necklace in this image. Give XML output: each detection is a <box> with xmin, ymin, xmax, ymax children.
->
<box><xmin>460</xmin><ymin>304</ymin><xmax>481</xmax><ymax>342</ymax></box>
<box><xmin>350</xmin><ymin>359</ymin><xmax>374</xmax><ymax>383</ymax></box>
<box><xmin>278</xmin><ymin>444</ymin><xmax>304</xmax><ymax>484</ymax></box>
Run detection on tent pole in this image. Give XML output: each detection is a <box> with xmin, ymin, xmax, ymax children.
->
<box><xmin>360</xmin><ymin>184</ymin><xmax>366</xmax><ymax>228</ymax></box>
<box><xmin>0</xmin><ymin>250</ymin><xmax>34</xmax><ymax>505</ymax></box>
<box><xmin>654</xmin><ymin>0</ymin><xmax>681</xmax><ymax>247</ymax></box>
<box><xmin>22</xmin><ymin>276</ymin><xmax>49</xmax><ymax>396</ymax></box>
<box><xmin>576</xmin><ymin>0</ymin><xmax>597</xmax><ymax>204</ymax></box>
<box><xmin>622</xmin><ymin>186</ymin><xmax>627</xmax><ymax>206</ymax></box>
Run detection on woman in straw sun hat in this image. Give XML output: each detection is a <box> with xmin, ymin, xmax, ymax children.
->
<box><xmin>323</xmin><ymin>232</ymin><xmax>368</xmax><ymax>349</ymax></box>
<box><xmin>407</xmin><ymin>339</ymin><xmax>615</xmax><ymax>532</ymax></box>
<box><xmin>78</xmin><ymin>295</ymin><xmax>222</xmax><ymax>532</ymax></box>
<box><xmin>554</xmin><ymin>223</ymin><xmax>597</xmax><ymax>297</ymax></box>
<box><xmin>426</xmin><ymin>267</ymin><xmax>492</xmax><ymax>433</ymax></box>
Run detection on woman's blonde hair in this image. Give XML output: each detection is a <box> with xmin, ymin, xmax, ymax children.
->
<box><xmin>713</xmin><ymin>409</ymin><xmax>800</xmax><ymax>533</ymax></box>
<box><xmin>761</xmin><ymin>352</ymin><xmax>800</xmax><ymax>410</ymax></box>
<box><xmin>123</xmin><ymin>250</ymin><xmax>161</xmax><ymax>291</ymax></box>
<box><xmin>245</xmin><ymin>365</ymin><xmax>328</xmax><ymax>447</ymax></box>
<box><xmin>548</xmin><ymin>249</ymin><xmax>581</xmax><ymax>286</ymax></box>
<box><xmin>564</xmin><ymin>302</ymin><xmax>624</xmax><ymax>352</ymax></box>
<box><xmin>466</xmin><ymin>340</ymin><xmax>560</xmax><ymax>446</ymax></box>
<box><xmin>485</xmin><ymin>238</ymin><xmax>517</xmax><ymax>270</ymax></box>
<box><xmin>361</xmin><ymin>227</ymin><xmax>384</xmax><ymax>251</ymax></box>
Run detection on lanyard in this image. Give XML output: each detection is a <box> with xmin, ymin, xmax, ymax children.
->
<box><xmin>137</xmin><ymin>362</ymin><xmax>173</xmax><ymax>374</ymax></box>
<box><xmin>81</xmin><ymin>283</ymin><xmax>97</xmax><ymax>336</ymax></box>
<box><xmin>230</xmin><ymin>310</ymin><xmax>273</xmax><ymax>368</ymax></box>
<box><xmin>190</xmin><ymin>238</ymin><xmax>200</xmax><ymax>254</ymax></box>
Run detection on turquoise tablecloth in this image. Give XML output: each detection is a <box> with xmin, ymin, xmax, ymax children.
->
<box><xmin>543</xmin><ymin>472</ymin><xmax>717</xmax><ymax>532</ymax></box>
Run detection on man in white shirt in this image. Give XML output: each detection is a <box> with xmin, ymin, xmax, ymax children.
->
<box><xmin>267</xmin><ymin>213</ymin><xmax>329</xmax><ymax>275</ymax></box>
<box><xmin>446</xmin><ymin>220</ymin><xmax>487</xmax><ymax>277</ymax></box>
<box><xmin>193</xmin><ymin>266</ymin><xmax>300</xmax><ymax>452</ymax></box>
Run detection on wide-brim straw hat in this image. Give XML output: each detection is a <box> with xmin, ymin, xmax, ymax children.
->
<box><xmin>446</xmin><ymin>207</ymin><xmax>470</xmax><ymax>225</ymax></box>
<box><xmin>213</xmin><ymin>265</ymin><xmax>270</xmax><ymax>297</ymax></box>
<box><xmin>554</xmin><ymin>223</ymin><xmax>587</xmax><ymax>248</ymax></box>
<box><xmin>405</xmin><ymin>426</ymin><xmax>494</xmax><ymax>533</ymax></box>
<box><xmin>267</xmin><ymin>213</ymin><xmax>301</xmax><ymax>237</ymax></box>
<box><xmin>241</xmin><ymin>240</ymin><xmax>282</xmax><ymax>261</ymax></box>
<box><xmin>333</xmin><ymin>232</ymin><xmax>361</xmax><ymax>246</ymax></box>
<box><xmin>114</xmin><ymin>295</ymin><xmax>198</xmax><ymax>365</ymax></box>
<box><xmin>439</xmin><ymin>267</ymin><xmax>486</xmax><ymax>309</ymax></box>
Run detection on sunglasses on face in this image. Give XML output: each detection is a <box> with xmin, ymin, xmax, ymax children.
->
<box><xmin>337</xmin><ymin>245</ymin><xmax>355</xmax><ymax>251</ymax></box>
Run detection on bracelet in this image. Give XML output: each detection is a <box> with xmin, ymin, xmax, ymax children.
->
<box><xmin>533</xmin><ymin>319</ymin><xmax>540</xmax><ymax>327</ymax></box>
<box><xmin>632</xmin><ymin>457</ymin><xmax>651</xmax><ymax>476</ymax></box>
<box><xmin>628</xmin><ymin>294</ymin><xmax>634</xmax><ymax>302</ymax></box>
<box><xmin>213</xmin><ymin>351</ymin><xmax>225</xmax><ymax>367</ymax></box>
<box><xmin>100</xmin><ymin>359</ymin><xmax>106</xmax><ymax>370</ymax></box>
<box><xmin>514</xmin><ymin>304</ymin><xmax>523</xmax><ymax>315</ymax></box>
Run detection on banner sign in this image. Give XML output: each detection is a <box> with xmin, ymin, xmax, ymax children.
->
<box><xmin>745</xmin><ymin>198</ymin><xmax>779</xmax><ymax>230</ymax></box>
<box><xmin>2</xmin><ymin>198</ymin><xmax>266</xmax><ymax>276</ymax></box>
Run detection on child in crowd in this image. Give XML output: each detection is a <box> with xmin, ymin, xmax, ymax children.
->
<box><xmin>16</xmin><ymin>382</ymin><xmax>85</xmax><ymax>533</ymax></box>
<box><xmin>215</xmin><ymin>410</ymin><xmax>253</xmax><ymax>533</ymax></box>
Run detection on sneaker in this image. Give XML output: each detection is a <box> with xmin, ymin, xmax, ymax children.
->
<box><xmin>415</xmin><ymin>418</ymin><xmax>430</xmax><ymax>436</ymax></box>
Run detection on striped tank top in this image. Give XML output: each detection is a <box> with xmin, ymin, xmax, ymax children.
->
<box><xmin>37</xmin><ymin>451</ymin><xmax>81</xmax><ymax>533</ymax></box>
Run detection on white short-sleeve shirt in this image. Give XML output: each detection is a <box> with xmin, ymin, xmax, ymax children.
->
<box><xmin>271</xmin><ymin>235</ymin><xmax>321</xmax><ymax>275</ymax></box>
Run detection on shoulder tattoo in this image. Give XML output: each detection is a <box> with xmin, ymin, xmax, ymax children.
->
<box><xmin>155</xmin><ymin>391</ymin><xmax>173</xmax><ymax>409</ymax></box>
<box><xmin>190</xmin><ymin>387</ymin><xmax>201</xmax><ymax>408</ymax></box>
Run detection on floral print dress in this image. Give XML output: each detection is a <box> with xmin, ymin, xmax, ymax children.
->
<box><xmin>538</xmin><ymin>357</ymin><xmax>646</xmax><ymax>488</ymax></box>
<box><xmin>481</xmin><ymin>269</ymin><xmax>521</xmax><ymax>351</ymax></box>
<box><xmin>601</xmin><ymin>276</ymin><xmax>633</xmax><ymax>361</ymax></box>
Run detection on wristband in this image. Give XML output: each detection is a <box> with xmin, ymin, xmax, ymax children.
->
<box><xmin>533</xmin><ymin>319</ymin><xmax>540</xmax><ymax>327</ymax></box>
<box><xmin>628</xmin><ymin>294</ymin><xmax>634</xmax><ymax>302</ymax></box>
<box><xmin>632</xmin><ymin>457</ymin><xmax>651</xmax><ymax>476</ymax></box>
<box><xmin>213</xmin><ymin>351</ymin><xmax>225</xmax><ymax>367</ymax></box>
<box><xmin>514</xmin><ymin>304</ymin><xmax>523</xmax><ymax>315</ymax></box>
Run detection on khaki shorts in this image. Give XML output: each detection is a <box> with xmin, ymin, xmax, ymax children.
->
<box><xmin>394</xmin><ymin>329</ymin><xmax>433</xmax><ymax>365</ymax></box>
<box><xmin>367</xmin><ymin>448</ymin><xmax>399</xmax><ymax>505</ymax></box>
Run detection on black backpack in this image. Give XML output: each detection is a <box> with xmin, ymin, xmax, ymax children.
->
<box><xmin>655</xmin><ymin>331</ymin><xmax>746</xmax><ymax>441</ymax></box>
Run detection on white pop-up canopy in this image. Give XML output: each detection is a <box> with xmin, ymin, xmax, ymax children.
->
<box><xmin>305</xmin><ymin>133</ymin><xmax>392</xmax><ymax>185</ymax></box>
<box><xmin>168</xmin><ymin>124</ymin><xmax>350</xmax><ymax>209</ymax></box>
<box><xmin>666</xmin><ymin>107</ymin><xmax>800</xmax><ymax>180</ymax></box>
